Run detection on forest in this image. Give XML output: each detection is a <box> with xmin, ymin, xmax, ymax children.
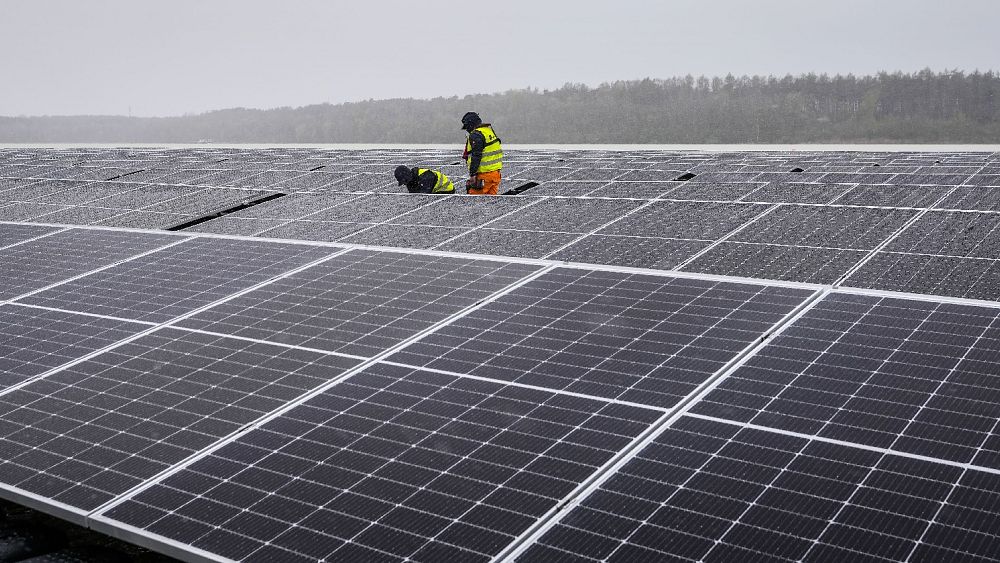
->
<box><xmin>3</xmin><ymin>69</ymin><xmax>998</xmax><ymax>143</ymax></box>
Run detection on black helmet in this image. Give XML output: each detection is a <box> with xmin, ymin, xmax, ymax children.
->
<box><xmin>460</xmin><ymin>111</ymin><xmax>482</xmax><ymax>131</ymax></box>
<box><xmin>394</xmin><ymin>165</ymin><xmax>414</xmax><ymax>186</ymax></box>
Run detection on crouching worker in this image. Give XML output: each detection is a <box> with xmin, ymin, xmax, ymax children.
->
<box><xmin>394</xmin><ymin>166</ymin><xmax>455</xmax><ymax>194</ymax></box>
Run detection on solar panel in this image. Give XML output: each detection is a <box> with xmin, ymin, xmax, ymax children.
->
<box><xmin>390</xmin><ymin>268</ymin><xmax>813</xmax><ymax>408</ymax></box>
<box><xmin>338</xmin><ymin>224</ymin><xmax>471</xmax><ymax>249</ymax></box>
<box><xmin>95</xmin><ymin>210</ymin><xmax>190</xmax><ymax>230</ymax></box>
<box><xmin>832</xmin><ymin>184</ymin><xmax>952</xmax><ymax>208</ymax></box>
<box><xmin>743</xmin><ymin>182</ymin><xmax>853</xmax><ymax>204</ymax></box>
<box><xmin>0</xmin><ymin>304</ymin><xmax>147</xmax><ymax>392</ymax></box>
<box><xmin>0</xmin><ymin>229</ymin><xmax>180</xmax><ymax>301</ymax></box>
<box><xmin>937</xmin><ymin>186</ymin><xmax>1000</xmax><ymax>211</ymax></box>
<box><xmin>549</xmin><ymin>236</ymin><xmax>711</xmax><ymax>270</ymax></box>
<box><xmin>485</xmin><ymin>199</ymin><xmax>644</xmax><ymax>234</ymax></box>
<box><xmin>98</xmin><ymin>362</ymin><xmax>661</xmax><ymax>562</ymax></box>
<box><xmin>18</xmin><ymin>237</ymin><xmax>336</xmax><ymax>323</ymax></box>
<box><xmin>0</xmin><ymin>202</ymin><xmax>71</xmax><ymax>221</ymax></box>
<box><xmin>0</xmin><ymin>328</ymin><xmax>361</xmax><ymax>513</ymax></box>
<box><xmin>664</xmin><ymin>182</ymin><xmax>764</xmax><ymax>201</ymax></box>
<box><xmin>305</xmin><ymin>194</ymin><xmax>437</xmax><ymax>223</ymax></box>
<box><xmin>30</xmin><ymin>206</ymin><xmax>125</xmax><ymax>226</ymax></box>
<box><xmin>386</xmin><ymin>197</ymin><xmax>531</xmax><ymax>228</ymax></box>
<box><xmin>584</xmin><ymin>181</ymin><xmax>678</xmax><ymax>199</ymax></box>
<box><xmin>729</xmin><ymin>205</ymin><xmax>917</xmax><ymax>249</ymax></box>
<box><xmin>441</xmin><ymin>228</ymin><xmax>582</xmax><ymax>259</ymax></box>
<box><xmin>844</xmin><ymin>210</ymin><xmax>1000</xmax><ymax>300</ymax></box>
<box><xmin>682</xmin><ymin>242</ymin><xmax>872</xmax><ymax>284</ymax></box>
<box><xmin>175</xmin><ymin>250</ymin><xmax>540</xmax><ymax>357</ymax></box>
<box><xmin>691</xmin><ymin>293</ymin><xmax>1000</xmax><ymax>463</ymax></box>
<box><xmin>4</xmin><ymin>147</ymin><xmax>1000</xmax><ymax>563</ymax></box>
<box><xmin>599</xmin><ymin>201</ymin><xmax>767</xmax><ymax>240</ymax></box>
<box><xmin>0</xmin><ymin>223</ymin><xmax>58</xmax><ymax>248</ymax></box>
<box><xmin>519</xmin><ymin>415</ymin><xmax>995</xmax><ymax>562</ymax></box>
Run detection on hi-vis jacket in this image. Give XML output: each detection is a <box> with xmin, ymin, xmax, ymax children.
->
<box><xmin>465</xmin><ymin>125</ymin><xmax>503</xmax><ymax>174</ymax></box>
<box><xmin>417</xmin><ymin>168</ymin><xmax>455</xmax><ymax>194</ymax></box>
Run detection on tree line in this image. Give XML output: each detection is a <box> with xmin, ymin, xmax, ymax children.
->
<box><xmin>3</xmin><ymin>69</ymin><xmax>998</xmax><ymax>143</ymax></box>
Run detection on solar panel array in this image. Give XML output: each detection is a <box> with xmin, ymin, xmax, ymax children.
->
<box><xmin>1</xmin><ymin>146</ymin><xmax>999</xmax><ymax>563</ymax></box>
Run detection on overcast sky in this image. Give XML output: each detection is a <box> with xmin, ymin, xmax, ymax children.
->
<box><xmin>3</xmin><ymin>0</ymin><xmax>998</xmax><ymax>117</ymax></box>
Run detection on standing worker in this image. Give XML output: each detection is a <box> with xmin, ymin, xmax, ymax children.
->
<box><xmin>461</xmin><ymin>112</ymin><xmax>503</xmax><ymax>195</ymax></box>
<box><xmin>394</xmin><ymin>165</ymin><xmax>455</xmax><ymax>194</ymax></box>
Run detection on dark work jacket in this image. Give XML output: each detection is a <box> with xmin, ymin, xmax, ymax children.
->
<box><xmin>404</xmin><ymin>168</ymin><xmax>439</xmax><ymax>194</ymax></box>
<box><xmin>466</xmin><ymin>123</ymin><xmax>493</xmax><ymax>175</ymax></box>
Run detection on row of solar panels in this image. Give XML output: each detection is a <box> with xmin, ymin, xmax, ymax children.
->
<box><xmin>1</xmin><ymin>222</ymin><xmax>999</xmax><ymax>562</ymax></box>
<box><xmin>6</xmin><ymin>188</ymin><xmax>1000</xmax><ymax>302</ymax></box>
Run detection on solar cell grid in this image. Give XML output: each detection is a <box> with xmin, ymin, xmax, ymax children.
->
<box><xmin>936</xmin><ymin>186</ymin><xmax>1000</xmax><ymax>211</ymax></box>
<box><xmin>0</xmin><ymin>304</ymin><xmax>147</xmax><ymax>392</ymax></box>
<box><xmin>141</xmin><ymin>187</ymin><xmax>273</xmax><ymax>219</ymax></box>
<box><xmin>0</xmin><ymin>328</ymin><xmax>360</xmax><ymax>512</ymax></box>
<box><xmin>0</xmin><ymin>222</ymin><xmax>57</xmax><ymax>248</ymax></box>
<box><xmin>520</xmin><ymin>415</ymin><xmax>1000</xmax><ymax>563</ymax></box>
<box><xmin>599</xmin><ymin>200</ymin><xmax>766</xmax><ymax>240</ymax></box>
<box><xmin>486</xmin><ymin>198</ymin><xmax>644</xmax><ymax>234</ymax></box>
<box><xmin>524</xmin><ymin>182</ymin><xmax>607</xmax><ymax>197</ymax></box>
<box><xmin>304</xmin><ymin>194</ymin><xmax>436</xmax><ymax>223</ymax></box>
<box><xmin>742</xmin><ymin>182</ymin><xmax>852</xmax><ymax>204</ymax></box>
<box><xmin>258</xmin><ymin>220</ymin><xmax>369</xmax><ymax>242</ymax></box>
<box><xmin>0</xmin><ymin>228</ymin><xmax>180</xmax><ymax>301</ymax></box>
<box><xmin>0</xmin><ymin>202</ymin><xmax>70</xmax><ymax>221</ymax></box>
<box><xmin>185</xmin><ymin>217</ymin><xmax>287</xmax><ymax>236</ymax></box>
<box><xmin>390</xmin><ymin>268</ymin><xmax>812</xmax><ymax>408</ymax></box>
<box><xmin>175</xmin><ymin>249</ymin><xmax>541</xmax><ymax>357</ymax></box>
<box><xmin>832</xmin><ymin>184</ymin><xmax>953</xmax><ymax>208</ymax></box>
<box><xmin>681</xmin><ymin>242</ymin><xmax>872</xmax><ymax>284</ymax></box>
<box><xmin>386</xmin><ymin>196</ymin><xmax>530</xmax><ymax>228</ymax></box>
<box><xmin>2</xmin><ymin>179</ymin><xmax>89</xmax><ymax>202</ymax></box>
<box><xmin>100</xmin><ymin>362</ymin><xmax>661</xmax><ymax>563</ymax></box>
<box><xmin>730</xmin><ymin>205</ymin><xmax>917</xmax><ymax>249</ymax></box>
<box><xmin>883</xmin><ymin>210</ymin><xmax>1000</xmax><ymax>258</ymax></box>
<box><xmin>558</xmin><ymin>169</ymin><xmax>624</xmax><ymax>182</ymax></box>
<box><xmin>19</xmin><ymin>237</ymin><xmax>336</xmax><ymax>323</ymax></box>
<box><xmin>88</xmin><ymin>185</ymin><xmax>194</xmax><ymax>209</ymax></box>
<box><xmin>663</xmin><ymin>182</ymin><xmax>763</xmax><ymax>201</ymax></box>
<box><xmin>225</xmin><ymin>193</ymin><xmax>360</xmax><ymax>221</ymax></box>
<box><xmin>548</xmin><ymin>235</ymin><xmax>710</xmax><ymax>270</ymax></box>
<box><xmin>95</xmin><ymin>210</ymin><xmax>189</xmax><ymax>230</ymax></box>
<box><xmin>691</xmin><ymin>293</ymin><xmax>1000</xmax><ymax>465</ymax></box>
<box><xmin>583</xmin><ymin>181</ymin><xmax>678</xmax><ymax>199</ymax></box>
<box><xmin>967</xmin><ymin>174</ymin><xmax>1000</xmax><ymax>186</ymax></box>
<box><xmin>29</xmin><ymin>205</ymin><xmax>124</xmax><ymax>226</ymax></box>
<box><xmin>441</xmin><ymin>228</ymin><xmax>582</xmax><ymax>259</ymax></box>
<box><xmin>338</xmin><ymin>224</ymin><xmax>470</xmax><ymax>249</ymax></box>
<box><xmin>845</xmin><ymin>253</ymin><xmax>1000</xmax><ymax>302</ymax></box>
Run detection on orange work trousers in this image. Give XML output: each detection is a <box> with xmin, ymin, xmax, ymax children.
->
<box><xmin>468</xmin><ymin>170</ymin><xmax>501</xmax><ymax>195</ymax></box>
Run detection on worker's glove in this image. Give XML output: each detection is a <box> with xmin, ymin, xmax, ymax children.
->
<box><xmin>465</xmin><ymin>176</ymin><xmax>483</xmax><ymax>193</ymax></box>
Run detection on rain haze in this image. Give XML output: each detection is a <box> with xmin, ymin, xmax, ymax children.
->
<box><xmin>3</xmin><ymin>0</ymin><xmax>999</xmax><ymax>117</ymax></box>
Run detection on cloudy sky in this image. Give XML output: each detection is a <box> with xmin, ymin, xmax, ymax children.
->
<box><xmin>3</xmin><ymin>0</ymin><xmax>998</xmax><ymax>117</ymax></box>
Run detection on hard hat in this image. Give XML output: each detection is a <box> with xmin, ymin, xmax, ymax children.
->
<box><xmin>461</xmin><ymin>112</ymin><xmax>482</xmax><ymax>131</ymax></box>
<box><xmin>394</xmin><ymin>165</ymin><xmax>414</xmax><ymax>186</ymax></box>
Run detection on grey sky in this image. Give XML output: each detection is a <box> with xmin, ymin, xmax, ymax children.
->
<box><xmin>3</xmin><ymin>0</ymin><xmax>997</xmax><ymax>117</ymax></box>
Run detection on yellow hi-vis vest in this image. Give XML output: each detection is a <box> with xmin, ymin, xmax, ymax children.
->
<box><xmin>417</xmin><ymin>168</ymin><xmax>455</xmax><ymax>194</ymax></box>
<box><xmin>466</xmin><ymin>125</ymin><xmax>503</xmax><ymax>174</ymax></box>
